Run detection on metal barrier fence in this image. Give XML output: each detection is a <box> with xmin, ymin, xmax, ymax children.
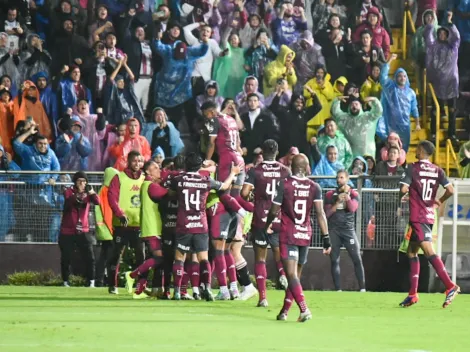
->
<box><xmin>0</xmin><ymin>171</ymin><xmax>406</xmax><ymax>249</ymax></box>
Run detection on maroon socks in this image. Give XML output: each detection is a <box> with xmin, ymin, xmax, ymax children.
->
<box><xmin>255</xmin><ymin>261</ymin><xmax>267</xmax><ymax>301</ymax></box>
<box><xmin>409</xmin><ymin>256</ymin><xmax>420</xmax><ymax>295</ymax></box>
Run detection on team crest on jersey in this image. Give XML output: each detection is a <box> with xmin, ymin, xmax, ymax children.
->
<box><xmin>131</xmin><ymin>195</ymin><xmax>141</xmax><ymax>207</ymax></box>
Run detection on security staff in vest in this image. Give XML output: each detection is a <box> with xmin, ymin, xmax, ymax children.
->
<box><xmin>107</xmin><ymin>150</ymin><xmax>146</xmax><ymax>294</ymax></box>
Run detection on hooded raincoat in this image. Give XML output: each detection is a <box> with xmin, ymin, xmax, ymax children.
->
<box><xmin>353</xmin><ymin>6</ymin><xmax>391</xmax><ymax>59</ymax></box>
<box><xmin>360</xmin><ymin>75</ymin><xmax>382</xmax><ymax>100</ymax></box>
<box><xmin>411</xmin><ymin>9</ymin><xmax>439</xmax><ymax>67</ymax></box>
<box><xmin>290</xmin><ymin>30</ymin><xmax>325</xmax><ymax>87</ymax></box>
<box><xmin>32</xmin><ymin>72</ymin><xmax>59</xmax><ymax>139</ymax></box>
<box><xmin>213</xmin><ymin>40</ymin><xmax>247</xmax><ymax>99</ymax></box>
<box><xmin>312</xmin><ymin>145</ymin><xmax>347</xmax><ymax>188</ymax></box>
<box><xmin>317</xmin><ymin>131</ymin><xmax>354</xmax><ymax>170</ymax></box>
<box><xmin>424</xmin><ymin>24</ymin><xmax>460</xmax><ymax>100</ymax></box>
<box><xmin>59</xmin><ymin>76</ymin><xmax>93</xmax><ymax>114</ymax></box>
<box><xmin>105</xmin><ymin>78</ymin><xmax>144</xmax><ymax>127</ymax></box>
<box><xmin>332</xmin><ymin>97</ymin><xmax>383</xmax><ymax>158</ymax></box>
<box><xmin>333</xmin><ymin>76</ymin><xmax>348</xmax><ymax>98</ymax></box>
<box><xmin>19</xmin><ymin>33</ymin><xmax>52</xmax><ymax>82</ymax></box>
<box><xmin>378</xmin><ymin>63</ymin><xmax>418</xmax><ymax>151</ymax></box>
<box><xmin>263</xmin><ymin>45</ymin><xmax>297</xmax><ymax>96</ymax></box>
<box><xmin>55</xmin><ymin>117</ymin><xmax>92</xmax><ymax>171</ymax></box>
<box><xmin>196</xmin><ymin>80</ymin><xmax>225</xmax><ymax>114</ymax></box>
<box><xmin>379</xmin><ymin>132</ymin><xmax>407</xmax><ymax>166</ymax></box>
<box><xmin>95</xmin><ymin>167</ymin><xmax>119</xmax><ymax>241</ymax></box>
<box><xmin>0</xmin><ymin>95</ymin><xmax>14</xmax><ymax>154</ymax></box>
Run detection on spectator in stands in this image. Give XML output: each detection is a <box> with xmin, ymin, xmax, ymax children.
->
<box><xmin>351</xmin><ymin>29</ymin><xmax>386</xmax><ymax>85</ymax></box>
<box><xmin>311</xmin><ymin>0</ymin><xmax>346</xmax><ymax>35</ymax></box>
<box><xmin>303</xmin><ymin>64</ymin><xmax>334</xmax><ymax>138</ymax></box>
<box><xmin>353</xmin><ymin>6</ymin><xmax>390</xmax><ymax>59</ymax></box>
<box><xmin>105</xmin><ymin>56</ymin><xmax>144</xmax><ymax>127</ymax></box>
<box><xmin>278</xmin><ymin>146</ymin><xmax>299</xmax><ymax>168</ymax></box>
<box><xmin>153</xmin><ymin>37</ymin><xmax>208</xmax><ymax>132</ymax></box>
<box><xmin>13</xmin><ymin>80</ymin><xmax>54</xmax><ymax>143</ymax></box>
<box><xmin>379</xmin><ymin>54</ymin><xmax>419</xmax><ymax>151</ymax></box>
<box><xmin>218</xmin><ymin>0</ymin><xmax>248</xmax><ymax>35</ymax></box>
<box><xmin>290</xmin><ymin>30</ymin><xmax>325</xmax><ymax>89</ymax></box>
<box><xmin>235</xmin><ymin>75</ymin><xmax>266</xmax><ymax>114</ymax></box>
<box><xmin>244</xmin><ymin>29</ymin><xmax>278</xmax><ymax>93</ymax></box>
<box><xmin>321</xmin><ymin>27</ymin><xmax>352</xmax><ymax>82</ymax></box>
<box><xmin>19</xmin><ymin>33</ymin><xmax>51</xmax><ymax>82</ymax></box>
<box><xmin>265</xmin><ymin>78</ymin><xmax>292</xmax><ymax>107</ymax></box>
<box><xmin>0</xmin><ymin>6</ymin><xmax>27</xmax><ymax>52</ymax></box>
<box><xmin>240</xmin><ymin>93</ymin><xmax>280</xmax><ymax>159</ymax></box>
<box><xmin>333</xmin><ymin>76</ymin><xmax>348</xmax><ymax>97</ymax></box>
<box><xmin>0</xmin><ymin>45</ymin><xmax>21</xmax><ymax>97</ymax></box>
<box><xmin>332</xmin><ymin>96</ymin><xmax>383</xmax><ymax>158</ymax></box>
<box><xmin>102</xmin><ymin>123</ymin><xmax>126</xmax><ymax>168</ymax></box>
<box><xmin>214</xmin><ymin>32</ymin><xmax>248</xmax><ymax>99</ymax></box>
<box><xmin>51</xmin><ymin>1</ymin><xmax>86</xmax><ymax>38</ymax></box>
<box><xmin>108</xmin><ymin>118</ymin><xmax>151</xmax><ymax>171</ymax></box>
<box><xmin>88</xmin><ymin>4</ymin><xmax>114</xmax><ymax>46</ymax></box>
<box><xmin>104</xmin><ymin>32</ymin><xmax>125</xmax><ymax>65</ymax></box>
<box><xmin>56</xmin><ymin>65</ymin><xmax>93</xmax><ymax>115</ymax></box>
<box><xmin>379</xmin><ymin>132</ymin><xmax>407</xmax><ymax>166</ymax></box>
<box><xmin>269</xmin><ymin>91</ymin><xmax>322</xmax><ymax>155</ymax></box>
<box><xmin>240</xmin><ymin>14</ymin><xmax>268</xmax><ymax>49</ymax></box>
<box><xmin>311</xmin><ymin>144</ymin><xmax>346</xmax><ymax>188</ymax></box>
<box><xmin>454</xmin><ymin>0</ymin><xmax>470</xmax><ymax>71</ymax></box>
<box><xmin>33</xmin><ymin>72</ymin><xmax>58</xmax><ymax>138</ymax></box>
<box><xmin>350</xmin><ymin>0</ymin><xmax>392</xmax><ymax>40</ymax></box>
<box><xmin>460</xmin><ymin>141</ymin><xmax>470</xmax><ymax>178</ymax></box>
<box><xmin>0</xmin><ymin>143</ymin><xmax>19</xmax><ymax>242</ymax></box>
<box><xmin>245</xmin><ymin>0</ymin><xmax>275</xmax><ymax>23</ymax></box>
<box><xmin>271</xmin><ymin>1</ymin><xmax>307</xmax><ymax>47</ymax></box>
<box><xmin>55</xmin><ymin>115</ymin><xmax>92</xmax><ymax>170</ymax></box>
<box><xmin>315</xmin><ymin>118</ymin><xmax>354</xmax><ymax>170</ymax></box>
<box><xmin>0</xmin><ymin>87</ymin><xmax>14</xmax><ymax>154</ymax></box>
<box><xmin>196</xmin><ymin>80</ymin><xmax>225</xmax><ymax>115</ymax></box>
<box><xmin>375</xmin><ymin>145</ymin><xmax>405</xmax><ymax>183</ymax></box>
<box><xmin>59</xmin><ymin>171</ymin><xmax>99</xmax><ymax>287</ymax></box>
<box><xmin>314</xmin><ymin>13</ymin><xmax>343</xmax><ymax>48</ymax></box>
<box><xmin>350</xmin><ymin>156</ymin><xmax>372</xmax><ymax>188</ymax></box>
<box><xmin>146</xmin><ymin>107</ymin><xmax>185</xmax><ymax>158</ymax></box>
<box><xmin>414</xmin><ymin>0</ymin><xmax>437</xmax><ymax>27</ymax></box>
<box><xmin>360</xmin><ymin>62</ymin><xmax>382</xmax><ymax>100</ymax></box>
<box><xmin>425</xmin><ymin>12</ymin><xmax>461</xmax><ymax>146</ymax></box>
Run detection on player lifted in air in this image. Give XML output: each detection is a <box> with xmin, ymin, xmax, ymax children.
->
<box><xmin>266</xmin><ymin>154</ymin><xmax>331</xmax><ymax>322</ymax></box>
<box><xmin>170</xmin><ymin>153</ymin><xmax>241</xmax><ymax>301</ymax></box>
<box><xmin>242</xmin><ymin>139</ymin><xmax>291</xmax><ymax>307</ymax></box>
<box><xmin>399</xmin><ymin>140</ymin><xmax>459</xmax><ymax>308</ymax></box>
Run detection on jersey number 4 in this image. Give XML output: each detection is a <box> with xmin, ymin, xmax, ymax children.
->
<box><xmin>420</xmin><ymin>179</ymin><xmax>436</xmax><ymax>201</ymax></box>
<box><xmin>183</xmin><ymin>189</ymin><xmax>201</xmax><ymax>211</ymax></box>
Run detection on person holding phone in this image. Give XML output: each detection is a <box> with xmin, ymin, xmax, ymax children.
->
<box><xmin>59</xmin><ymin>171</ymin><xmax>100</xmax><ymax>288</ymax></box>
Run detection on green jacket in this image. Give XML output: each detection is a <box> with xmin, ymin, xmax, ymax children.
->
<box><xmin>317</xmin><ymin>131</ymin><xmax>354</xmax><ymax>170</ymax></box>
<box><xmin>411</xmin><ymin>9</ymin><xmax>439</xmax><ymax>65</ymax></box>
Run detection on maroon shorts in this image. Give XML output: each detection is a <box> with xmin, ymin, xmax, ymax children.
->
<box><xmin>217</xmin><ymin>152</ymin><xmax>245</xmax><ymax>186</ymax></box>
<box><xmin>142</xmin><ymin>236</ymin><xmax>162</xmax><ymax>252</ymax></box>
<box><xmin>409</xmin><ymin>222</ymin><xmax>433</xmax><ymax>243</ymax></box>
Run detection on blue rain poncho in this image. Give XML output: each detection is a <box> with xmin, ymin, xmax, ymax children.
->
<box><xmin>312</xmin><ymin>145</ymin><xmax>346</xmax><ymax>189</ymax></box>
<box><xmin>377</xmin><ymin>63</ymin><xmax>419</xmax><ymax>152</ymax></box>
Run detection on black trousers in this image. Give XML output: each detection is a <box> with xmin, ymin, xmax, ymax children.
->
<box><xmin>95</xmin><ymin>240</ymin><xmax>114</xmax><ymax>286</ymax></box>
<box><xmin>59</xmin><ymin>233</ymin><xmax>95</xmax><ymax>283</ymax></box>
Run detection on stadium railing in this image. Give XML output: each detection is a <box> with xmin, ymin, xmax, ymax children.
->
<box><xmin>0</xmin><ymin>172</ymin><xmax>407</xmax><ymax>250</ymax></box>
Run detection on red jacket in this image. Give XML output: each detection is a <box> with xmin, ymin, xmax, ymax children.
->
<box><xmin>60</xmin><ymin>187</ymin><xmax>100</xmax><ymax>235</ymax></box>
<box><xmin>353</xmin><ymin>6</ymin><xmax>391</xmax><ymax>59</ymax></box>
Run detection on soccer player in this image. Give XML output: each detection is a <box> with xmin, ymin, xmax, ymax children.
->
<box><xmin>324</xmin><ymin>170</ymin><xmax>366</xmax><ymax>292</ymax></box>
<box><xmin>241</xmin><ymin>139</ymin><xmax>291</xmax><ymax>307</ymax></box>
<box><xmin>107</xmin><ymin>151</ymin><xmax>146</xmax><ymax>294</ymax></box>
<box><xmin>124</xmin><ymin>160</ymin><xmax>168</xmax><ymax>299</ymax></box>
<box><xmin>202</xmin><ymin>101</ymin><xmax>253</xmax><ymax>215</ymax></box>
<box><xmin>399</xmin><ymin>140</ymin><xmax>459</xmax><ymax>308</ymax></box>
<box><xmin>170</xmin><ymin>152</ymin><xmax>241</xmax><ymax>301</ymax></box>
<box><xmin>266</xmin><ymin>154</ymin><xmax>331</xmax><ymax>322</ymax></box>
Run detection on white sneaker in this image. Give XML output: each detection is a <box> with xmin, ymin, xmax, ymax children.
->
<box><xmin>89</xmin><ymin>280</ymin><xmax>95</xmax><ymax>288</ymax></box>
<box><xmin>257</xmin><ymin>299</ymin><xmax>268</xmax><ymax>307</ymax></box>
<box><xmin>297</xmin><ymin>309</ymin><xmax>312</xmax><ymax>323</ymax></box>
<box><xmin>360</xmin><ymin>289</ymin><xmax>366</xmax><ymax>293</ymax></box>
<box><xmin>239</xmin><ymin>284</ymin><xmax>258</xmax><ymax>301</ymax></box>
<box><xmin>279</xmin><ymin>275</ymin><xmax>288</xmax><ymax>290</ymax></box>
<box><xmin>63</xmin><ymin>281</ymin><xmax>70</xmax><ymax>287</ymax></box>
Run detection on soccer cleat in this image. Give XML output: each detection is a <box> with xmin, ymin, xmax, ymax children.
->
<box><xmin>279</xmin><ymin>275</ymin><xmax>288</xmax><ymax>290</ymax></box>
<box><xmin>133</xmin><ymin>291</ymin><xmax>150</xmax><ymax>300</ymax></box>
<box><xmin>124</xmin><ymin>271</ymin><xmax>135</xmax><ymax>294</ymax></box>
<box><xmin>297</xmin><ymin>309</ymin><xmax>312</xmax><ymax>323</ymax></box>
<box><xmin>173</xmin><ymin>291</ymin><xmax>181</xmax><ymax>301</ymax></box>
<box><xmin>204</xmin><ymin>289</ymin><xmax>215</xmax><ymax>302</ymax></box>
<box><xmin>359</xmin><ymin>289</ymin><xmax>366</xmax><ymax>293</ymax></box>
<box><xmin>239</xmin><ymin>285</ymin><xmax>258</xmax><ymax>301</ymax></box>
<box><xmin>276</xmin><ymin>312</ymin><xmax>288</xmax><ymax>321</ymax></box>
<box><xmin>257</xmin><ymin>299</ymin><xmax>268</xmax><ymax>307</ymax></box>
<box><xmin>399</xmin><ymin>294</ymin><xmax>419</xmax><ymax>307</ymax></box>
<box><xmin>215</xmin><ymin>290</ymin><xmax>231</xmax><ymax>301</ymax></box>
<box><xmin>443</xmin><ymin>285</ymin><xmax>460</xmax><ymax>308</ymax></box>
<box><xmin>161</xmin><ymin>289</ymin><xmax>171</xmax><ymax>300</ymax></box>
<box><xmin>181</xmin><ymin>292</ymin><xmax>195</xmax><ymax>300</ymax></box>
<box><xmin>108</xmin><ymin>287</ymin><xmax>118</xmax><ymax>295</ymax></box>
<box><xmin>63</xmin><ymin>281</ymin><xmax>70</xmax><ymax>287</ymax></box>
<box><xmin>229</xmin><ymin>287</ymin><xmax>240</xmax><ymax>300</ymax></box>
<box><xmin>193</xmin><ymin>292</ymin><xmax>201</xmax><ymax>300</ymax></box>
<box><xmin>89</xmin><ymin>280</ymin><xmax>95</xmax><ymax>288</ymax></box>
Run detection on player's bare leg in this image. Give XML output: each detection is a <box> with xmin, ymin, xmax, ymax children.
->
<box><xmin>271</xmin><ymin>246</ymin><xmax>287</xmax><ymax>290</ymax></box>
<box><xmin>254</xmin><ymin>244</ymin><xmax>269</xmax><ymax>307</ymax></box>
<box><xmin>172</xmin><ymin>249</ymin><xmax>187</xmax><ymax>300</ymax></box>
<box><xmin>197</xmin><ymin>250</ymin><xmax>214</xmax><ymax>301</ymax></box>
<box><xmin>212</xmin><ymin>238</ymin><xmax>230</xmax><ymax>300</ymax></box>
<box><xmin>230</xmin><ymin>240</ymin><xmax>257</xmax><ymax>300</ymax></box>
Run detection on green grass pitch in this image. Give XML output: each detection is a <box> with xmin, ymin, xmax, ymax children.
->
<box><xmin>0</xmin><ymin>286</ymin><xmax>467</xmax><ymax>352</ymax></box>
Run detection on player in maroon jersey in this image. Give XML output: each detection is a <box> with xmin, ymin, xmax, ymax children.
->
<box><xmin>399</xmin><ymin>140</ymin><xmax>459</xmax><ymax>308</ymax></box>
<box><xmin>266</xmin><ymin>154</ymin><xmax>331</xmax><ymax>322</ymax></box>
<box><xmin>170</xmin><ymin>152</ymin><xmax>241</xmax><ymax>301</ymax></box>
<box><xmin>241</xmin><ymin>139</ymin><xmax>291</xmax><ymax>307</ymax></box>
<box><xmin>202</xmin><ymin>101</ymin><xmax>254</xmax><ymax>215</ymax></box>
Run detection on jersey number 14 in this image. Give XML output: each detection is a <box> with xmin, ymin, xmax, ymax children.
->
<box><xmin>183</xmin><ymin>189</ymin><xmax>201</xmax><ymax>211</ymax></box>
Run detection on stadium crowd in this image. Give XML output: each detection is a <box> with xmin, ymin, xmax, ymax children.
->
<box><xmin>0</xmin><ymin>0</ymin><xmax>469</xmax><ymax>317</ymax></box>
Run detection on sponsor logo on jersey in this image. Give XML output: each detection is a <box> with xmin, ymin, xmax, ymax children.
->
<box><xmin>187</xmin><ymin>215</ymin><xmax>201</xmax><ymax>221</ymax></box>
<box><xmin>293</xmin><ymin>232</ymin><xmax>310</xmax><ymax>240</ymax></box>
<box><xmin>292</xmin><ymin>180</ymin><xmax>311</xmax><ymax>189</ymax></box>
<box><xmin>186</xmin><ymin>222</ymin><xmax>204</xmax><ymax>229</ymax></box>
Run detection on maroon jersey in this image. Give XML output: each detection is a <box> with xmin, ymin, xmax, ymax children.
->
<box><xmin>400</xmin><ymin>160</ymin><xmax>450</xmax><ymax>224</ymax></box>
<box><xmin>171</xmin><ymin>172</ymin><xmax>223</xmax><ymax>234</ymax></box>
<box><xmin>273</xmin><ymin>176</ymin><xmax>322</xmax><ymax>246</ymax></box>
<box><xmin>209</xmin><ymin>114</ymin><xmax>244</xmax><ymax>164</ymax></box>
<box><xmin>160</xmin><ymin>171</ymin><xmax>183</xmax><ymax>233</ymax></box>
<box><xmin>245</xmin><ymin>161</ymin><xmax>291</xmax><ymax>230</ymax></box>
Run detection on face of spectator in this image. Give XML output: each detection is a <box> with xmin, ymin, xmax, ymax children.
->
<box><xmin>158</xmin><ymin>6</ymin><xmax>171</xmax><ymax>21</ymax></box>
<box><xmin>129</xmin><ymin>155</ymin><xmax>140</xmax><ymax>172</ymax></box>
<box><xmin>169</xmin><ymin>26</ymin><xmax>180</xmax><ymax>40</ymax></box>
<box><xmin>285</xmin><ymin>52</ymin><xmax>293</xmax><ymax>63</ymax></box>
<box><xmin>138</xmin><ymin>155</ymin><xmax>145</xmax><ymax>170</ymax></box>
<box><xmin>223</xmin><ymin>99</ymin><xmax>236</xmax><ymax>115</ymax></box>
<box><xmin>146</xmin><ymin>162</ymin><xmax>161</xmax><ymax>181</ymax></box>
<box><xmin>388</xmin><ymin>134</ymin><xmax>399</xmax><ymax>147</ymax></box>
<box><xmin>230</xmin><ymin>34</ymin><xmax>240</xmax><ymax>47</ymax></box>
<box><xmin>350</xmin><ymin>100</ymin><xmax>362</xmax><ymax>115</ymax></box>
<box><xmin>396</xmin><ymin>72</ymin><xmax>407</xmax><ymax>87</ymax></box>
<box><xmin>388</xmin><ymin>148</ymin><xmax>399</xmax><ymax>162</ymax></box>
<box><xmin>106</xmin><ymin>34</ymin><xmax>116</xmax><ymax>48</ymax></box>
<box><xmin>154</xmin><ymin>110</ymin><xmax>166</xmax><ymax>124</ymax></box>
<box><xmin>368</xmin><ymin>14</ymin><xmax>378</xmax><ymax>26</ymax></box>
<box><xmin>315</xmin><ymin>68</ymin><xmax>325</xmax><ymax>81</ymax></box>
<box><xmin>325</xmin><ymin>121</ymin><xmax>337</xmax><ymax>137</ymax></box>
<box><xmin>98</xmin><ymin>6</ymin><xmax>108</xmax><ymax>20</ymax></box>
<box><xmin>71</xmin><ymin>124</ymin><xmax>81</xmax><ymax>134</ymax></box>
<box><xmin>247</xmin><ymin>96</ymin><xmax>259</xmax><ymax>111</ymax></box>
<box><xmin>203</xmin><ymin>107</ymin><xmax>217</xmax><ymax>119</ymax></box>
<box><xmin>424</xmin><ymin>13</ymin><xmax>434</xmax><ymax>25</ymax></box>
<box><xmin>327</xmin><ymin>147</ymin><xmax>338</xmax><ymax>163</ymax></box>
<box><xmin>284</xmin><ymin>4</ymin><xmax>294</xmax><ymax>17</ymax></box>
<box><xmin>64</xmin><ymin>20</ymin><xmax>74</xmax><ymax>33</ymax></box>
<box><xmin>206</xmin><ymin>87</ymin><xmax>217</xmax><ymax>97</ymax></box>
<box><xmin>27</xmin><ymin>87</ymin><xmax>37</xmax><ymax>98</ymax></box>
<box><xmin>1</xmin><ymin>92</ymin><xmax>10</xmax><ymax>103</ymax></box>
<box><xmin>294</xmin><ymin>97</ymin><xmax>304</xmax><ymax>111</ymax></box>
<box><xmin>371</xmin><ymin>66</ymin><xmax>380</xmax><ymax>79</ymax></box>
<box><xmin>438</xmin><ymin>29</ymin><xmax>448</xmax><ymax>41</ymax></box>
<box><xmin>0</xmin><ymin>33</ymin><xmax>7</xmax><ymax>47</ymax></box>
<box><xmin>250</xmin><ymin>16</ymin><xmax>260</xmax><ymax>28</ymax></box>
<box><xmin>61</xmin><ymin>2</ymin><xmax>72</xmax><ymax>13</ymax></box>
<box><xmin>71</xmin><ymin>68</ymin><xmax>80</xmax><ymax>82</ymax></box>
<box><xmin>116</xmin><ymin>78</ymin><xmax>125</xmax><ymax>89</ymax></box>
<box><xmin>75</xmin><ymin>177</ymin><xmax>87</xmax><ymax>192</ymax></box>
<box><xmin>366</xmin><ymin>158</ymin><xmax>374</xmax><ymax>172</ymax></box>
<box><xmin>361</xmin><ymin>33</ymin><xmax>371</xmax><ymax>46</ymax></box>
<box><xmin>1</xmin><ymin>77</ymin><xmax>11</xmax><ymax>88</ymax></box>
<box><xmin>352</xmin><ymin>159</ymin><xmax>365</xmax><ymax>175</ymax></box>
<box><xmin>36</xmin><ymin>138</ymin><xmax>48</xmax><ymax>154</ymax></box>
<box><xmin>135</xmin><ymin>27</ymin><xmax>145</xmax><ymax>42</ymax></box>
<box><xmin>329</xmin><ymin>15</ymin><xmax>340</xmax><ymax>28</ymax></box>
<box><xmin>7</xmin><ymin>9</ymin><xmax>17</xmax><ymax>22</ymax></box>
<box><xmin>336</xmin><ymin>82</ymin><xmax>344</xmax><ymax>94</ymax></box>
<box><xmin>336</xmin><ymin>171</ymin><xmax>348</xmax><ymax>187</ymax></box>
<box><xmin>245</xmin><ymin>79</ymin><xmax>256</xmax><ymax>93</ymax></box>
<box><xmin>129</xmin><ymin>120</ymin><xmax>139</xmax><ymax>136</ymax></box>
<box><xmin>201</xmin><ymin>27</ymin><xmax>212</xmax><ymax>41</ymax></box>
<box><xmin>329</xmin><ymin>29</ymin><xmax>342</xmax><ymax>42</ymax></box>
<box><xmin>118</xmin><ymin>124</ymin><xmax>127</xmax><ymax>136</ymax></box>
<box><xmin>77</xmin><ymin>100</ymin><xmax>88</xmax><ymax>114</ymax></box>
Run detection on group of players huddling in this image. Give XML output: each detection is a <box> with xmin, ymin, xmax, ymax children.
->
<box><xmin>106</xmin><ymin>100</ymin><xmax>460</xmax><ymax>323</ymax></box>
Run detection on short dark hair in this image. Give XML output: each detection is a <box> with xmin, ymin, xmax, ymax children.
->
<box><xmin>324</xmin><ymin>118</ymin><xmax>336</xmax><ymax>126</ymax></box>
<box><xmin>337</xmin><ymin>169</ymin><xmax>349</xmax><ymax>178</ymax></box>
<box><xmin>185</xmin><ymin>152</ymin><xmax>203</xmax><ymax>172</ymax></box>
<box><xmin>261</xmin><ymin>139</ymin><xmax>278</xmax><ymax>159</ymax></box>
<box><xmin>221</xmin><ymin>98</ymin><xmax>236</xmax><ymax>111</ymax></box>
<box><xmin>35</xmin><ymin>134</ymin><xmax>48</xmax><ymax>142</ymax></box>
<box><xmin>162</xmin><ymin>157</ymin><xmax>174</xmax><ymax>169</ymax></box>
<box><xmin>200</xmin><ymin>101</ymin><xmax>218</xmax><ymax>111</ymax></box>
<box><xmin>143</xmin><ymin>160</ymin><xmax>158</xmax><ymax>173</ymax></box>
<box><xmin>127</xmin><ymin>150</ymin><xmax>141</xmax><ymax>162</ymax></box>
<box><xmin>173</xmin><ymin>154</ymin><xmax>185</xmax><ymax>170</ymax></box>
<box><xmin>388</xmin><ymin>145</ymin><xmax>400</xmax><ymax>154</ymax></box>
<box><xmin>326</xmin><ymin>145</ymin><xmax>337</xmax><ymax>153</ymax></box>
<box><xmin>419</xmin><ymin>140</ymin><xmax>435</xmax><ymax>156</ymax></box>
<box><xmin>247</xmin><ymin>93</ymin><xmax>259</xmax><ymax>101</ymax></box>
<box><xmin>360</xmin><ymin>29</ymin><xmax>373</xmax><ymax>38</ymax></box>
